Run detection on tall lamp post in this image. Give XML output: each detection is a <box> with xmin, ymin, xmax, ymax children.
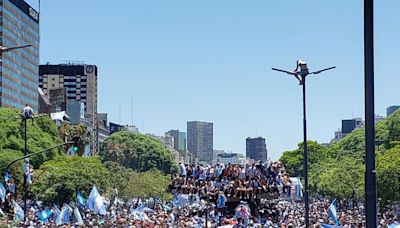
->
<box><xmin>272</xmin><ymin>60</ymin><xmax>335</xmax><ymax>228</ymax></box>
<box><xmin>364</xmin><ymin>0</ymin><xmax>377</xmax><ymax>227</ymax></box>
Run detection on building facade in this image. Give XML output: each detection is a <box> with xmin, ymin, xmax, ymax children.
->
<box><xmin>387</xmin><ymin>105</ymin><xmax>400</xmax><ymax>117</ymax></box>
<box><xmin>217</xmin><ymin>153</ymin><xmax>245</xmax><ymax>165</ymax></box>
<box><xmin>0</xmin><ymin>0</ymin><xmax>40</xmax><ymax>110</ymax></box>
<box><xmin>341</xmin><ymin>118</ymin><xmax>363</xmax><ymax>135</ymax></box>
<box><xmin>246</xmin><ymin>137</ymin><xmax>267</xmax><ymax>162</ymax></box>
<box><xmin>39</xmin><ymin>63</ymin><xmax>98</xmax><ymax>154</ymax></box>
<box><xmin>187</xmin><ymin>121</ymin><xmax>213</xmax><ymax>164</ymax></box>
<box><xmin>166</xmin><ymin>130</ymin><xmax>187</xmax><ymax>152</ymax></box>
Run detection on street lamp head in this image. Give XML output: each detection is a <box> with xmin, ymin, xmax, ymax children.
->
<box><xmin>297</xmin><ymin>60</ymin><xmax>309</xmax><ymax>76</ymax></box>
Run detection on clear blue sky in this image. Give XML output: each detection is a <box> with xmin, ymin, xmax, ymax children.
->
<box><xmin>28</xmin><ymin>0</ymin><xmax>400</xmax><ymax>160</ymax></box>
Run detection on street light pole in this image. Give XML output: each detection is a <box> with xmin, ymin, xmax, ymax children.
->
<box><xmin>364</xmin><ymin>0</ymin><xmax>377</xmax><ymax>227</ymax></box>
<box><xmin>301</xmin><ymin>74</ymin><xmax>309</xmax><ymax>227</ymax></box>
<box><xmin>272</xmin><ymin>61</ymin><xmax>335</xmax><ymax>228</ymax></box>
<box><xmin>23</xmin><ymin>117</ymin><xmax>27</xmax><ymax>223</ymax></box>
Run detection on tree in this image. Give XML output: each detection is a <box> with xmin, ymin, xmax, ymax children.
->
<box><xmin>103</xmin><ymin>161</ymin><xmax>136</xmax><ymax>201</ymax></box>
<box><xmin>124</xmin><ymin>169</ymin><xmax>173</xmax><ymax>201</ymax></box>
<box><xmin>279</xmin><ymin>141</ymin><xmax>328</xmax><ymax>177</ymax></box>
<box><xmin>59</xmin><ymin>123</ymin><xmax>90</xmax><ymax>156</ymax></box>
<box><xmin>0</xmin><ymin>108</ymin><xmax>63</xmax><ymax>168</ymax></box>
<box><xmin>377</xmin><ymin>146</ymin><xmax>400</xmax><ymax>203</ymax></box>
<box><xmin>31</xmin><ymin>156</ymin><xmax>110</xmax><ymax>205</ymax></box>
<box><xmin>100</xmin><ymin>131</ymin><xmax>177</xmax><ymax>174</ymax></box>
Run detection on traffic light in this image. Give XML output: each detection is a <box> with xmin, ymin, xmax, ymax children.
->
<box><xmin>72</xmin><ymin>136</ymin><xmax>81</xmax><ymax>152</ymax></box>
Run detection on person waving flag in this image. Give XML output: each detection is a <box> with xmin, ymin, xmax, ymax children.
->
<box><xmin>328</xmin><ymin>199</ymin><xmax>340</xmax><ymax>226</ymax></box>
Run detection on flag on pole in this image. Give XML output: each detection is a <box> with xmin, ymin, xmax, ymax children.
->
<box><xmin>87</xmin><ymin>186</ymin><xmax>106</xmax><ymax>215</ymax></box>
<box><xmin>12</xmin><ymin>200</ymin><xmax>24</xmax><ymax>221</ymax></box>
<box><xmin>4</xmin><ymin>172</ymin><xmax>10</xmax><ymax>182</ymax></box>
<box><xmin>23</xmin><ymin>159</ymin><xmax>32</xmax><ymax>185</ymax></box>
<box><xmin>55</xmin><ymin>206</ymin><xmax>70</xmax><ymax>226</ymax></box>
<box><xmin>328</xmin><ymin>199</ymin><xmax>340</xmax><ymax>226</ymax></box>
<box><xmin>38</xmin><ymin>208</ymin><xmax>51</xmax><ymax>222</ymax></box>
<box><xmin>0</xmin><ymin>183</ymin><xmax>6</xmax><ymax>203</ymax></box>
<box><xmin>74</xmin><ymin>207</ymin><xmax>84</xmax><ymax>225</ymax></box>
<box><xmin>296</xmin><ymin>177</ymin><xmax>303</xmax><ymax>198</ymax></box>
<box><xmin>77</xmin><ymin>192</ymin><xmax>86</xmax><ymax>207</ymax></box>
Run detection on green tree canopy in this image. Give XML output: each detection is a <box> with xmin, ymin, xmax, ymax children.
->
<box><xmin>32</xmin><ymin>156</ymin><xmax>110</xmax><ymax>205</ymax></box>
<box><xmin>377</xmin><ymin>146</ymin><xmax>400</xmax><ymax>203</ymax></box>
<box><xmin>280</xmin><ymin>109</ymin><xmax>400</xmax><ymax>203</ymax></box>
<box><xmin>0</xmin><ymin>108</ymin><xmax>63</xmax><ymax>168</ymax></box>
<box><xmin>123</xmin><ymin>169</ymin><xmax>173</xmax><ymax>201</ymax></box>
<box><xmin>100</xmin><ymin>131</ymin><xmax>177</xmax><ymax>174</ymax></box>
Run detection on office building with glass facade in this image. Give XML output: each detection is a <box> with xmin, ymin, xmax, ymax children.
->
<box><xmin>187</xmin><ymin>121</ymin><xmax>213</xmax><ymax>164</ymax></box>
<box><xmin>0</xmin><ymin>0</ymin><xmax>40</xmax><ymax>110</ymax></box>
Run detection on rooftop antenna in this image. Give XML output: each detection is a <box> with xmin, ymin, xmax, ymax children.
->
<box><xmin>131</xmin><ymin>94</ymin><xmax>134</xmax><ymax>125</ymax></box>
<box><xmin>119</xmin><ymin>101</ymin><xmax>121</xmax><ymax>124</ymax></box>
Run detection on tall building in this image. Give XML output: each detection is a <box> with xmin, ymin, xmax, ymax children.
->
<box><xmin>166</xmin><ymin>130</ymin><xmax>187</xmax><ymax>152</ymax></box>
<box><xmin>39</xmin><ymin>63</ymin><xmax>98</xmax><ymax>154</ymax></box>
<box><xmin>0</xmin><ymin>0</ymin><xmax>40</xmax><ymax>110</ymax></box>
<box><xmin>246</xmin><ymin>137</ymin><xmax>267</xmax><ymax>162</ymax></box>
<box><xmin>187</xmin><ymin>121</ymin><xmax>213</xmax><ymax>164</ymax></box>
<box><xmin>387</xmin><ymin>105</ymin><xmax>400</xmax><ymax>117</ymax></box>
<box><xmin>341</xmin><ymin>118</ymin><xmax>363</xmax><ymax>135</ymax></box>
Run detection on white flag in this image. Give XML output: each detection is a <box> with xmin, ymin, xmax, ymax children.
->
<box><xmin>50</xmin><ymin>111</ymin><xmax>66</xmax><ymax>121</ymax></box>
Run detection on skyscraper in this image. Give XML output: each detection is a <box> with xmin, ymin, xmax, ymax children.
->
<box><xmin>166</xmin><ymin>129</ymin><xmax>187</xmax><ymax>152</ymax></box>
<box><xmin>387</xmin><ymin>105</ymin><xmax>400</xmax><ymax>117</ymax></box>
<box><xmin>0</xmin><ymin>0</ymin><xmax>39</xmax><ymax>110</ymax></box>
<box><xmin>246</xmin><ymin>137</ymin><xmax>267</xmax><ymax>162</ymax></box>
<box><xmin>39</xmin><ymin>63</ymin><xmax>98</xmax><ymax>154</ymax></box>
<box><xmin>187</xmin><ymin>121</ymin><xmax>213</xmax><ymax>164</ymax></box>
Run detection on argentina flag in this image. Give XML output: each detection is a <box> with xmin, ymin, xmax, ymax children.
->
<box><xmin>328</xmin><ymin>199</ymin><xmax>340</xmax><ymax>226</ymax></box>
<box><xmin>12</xmin><ymin>200</ymin><xmax>24</xmax><ymax>221</ymax></box>
<box><xmin>0</xmin><ymin>183</ymin><xmax>6</xmax><ymax>203</ymax></box>
<box><xmin>77</xmin><ymin>192</ymin><xmax>86</xmax><ymax>207</ymax></box>
<box><xmin>38</xmin><ymin>208</ymin><xmax>51</xmax><ymax>222</ymax></box>
<box><xmin>87</xmin><ymin>186</ymin><xmax>106</xmax><ymax>215</ymax></box>
<box><xmin>73</xmin><ymin>207</ymin><xmax>84</xmax><ymax>225</ymax></box>
<box><xmin>55</xmin><ymin>206</ymin><xmax>70</xmax><ymax>226</ymax></box>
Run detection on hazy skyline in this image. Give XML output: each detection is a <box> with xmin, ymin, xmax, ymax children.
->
<box><xmin>29</xmin><ymin>0</ymin><xmax>400</xmax><ymax>160</ymax></box>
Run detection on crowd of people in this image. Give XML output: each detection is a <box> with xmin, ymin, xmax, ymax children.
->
<box><xmin>0</xmin><ymin>161</ymin><xmax>398</xmax><ymax>227</ymax></box>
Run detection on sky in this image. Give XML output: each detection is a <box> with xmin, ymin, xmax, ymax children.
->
<box><xmin>27</xmin><ymin>0</ymin><xmax>400</xmax><ymax>160</ymax></box>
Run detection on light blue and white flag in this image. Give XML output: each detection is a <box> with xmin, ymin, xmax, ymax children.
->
<box><xmin>320</xmin><ymin>224</ymin><xmax>342</xmax><ymax>228</ymax></box>
<box><xmin>4</xmin><ymin>172</ymin><xmax>10</xmax><ymax>182</ymax></box>
<box><xmin>23</xmin><ymin>159</ymin><xmax>32</xmax><ymax>185</ymax></box>
<box><xmin>87</xmin><ymin>186</ymin><xmax>106</xmax><ymax>215</ymax></box>
<box><xmin>0</xmin><ymin>182</ymin><xmax>6</xmax><ymax>203</ymax></box>
<box><xmin>328</xmin><ymin>199</ymin><xmax>340</xmax><ymax>226</ymax></box>
<box><xmin>73</xmin><ymin>207</ymin><xmax>84</xmax><ymax>225</ymax></box>
<box><xmin>172</xmin><ymin>194</ymin><xmax>189</xmax><ymax>208</ymax></box>
<box><xmin>38</xmin><ymin>208</ymin><xmax>51</xmax><ymax>222</ymax></box>
<box><xmin>77</xmin><ymin>192</ymin><xmax>86</xmax><ymax>207</ymax></box>
<box><xmin>52</xmin><ymin>205</ymin><xmax>61</xmax><ymax>220</ymax></box>
<box><xmin>389</xmin><ymin>223</ymin><xmax>400</xmax><ymax>228</ymax></box>
<box><xmin>12</xmin><ymin>200</ymin><xmax>24</xmax><ymax>221</ymax></box>
<box><xmin>296</xmin><ymin>177</ymin><xmax>303</xmax><ymax>198</ymax></box>
<box><xmin>55</xmin><ymin>206</ymin><xmax>70</xmax><ymax>226</ymax></box>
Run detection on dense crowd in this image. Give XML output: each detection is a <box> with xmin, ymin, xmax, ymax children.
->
<box><xmin>0</xmin><ymin>161</ymin><xmax>398</xmax><ymax>227</ymax></box>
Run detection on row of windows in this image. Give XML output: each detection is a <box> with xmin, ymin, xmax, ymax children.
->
<box><xmin>1</xmin><ymin>41</ymin><xmax>39</xmax><ymax>72</ymax></box>
<box><xmin>2</xmin><ymin>67</ymin><xmax>38</xmax><ymax>93</ymax></box>
<box><xmin>2</xmin><ymin>14</ymin><xmax>39</xmax><ymax>47</ymax></box>
<box><xmin>4</xmin><ymin>2</ymin><xmax>39</xmax><ymax>35</ymax></box>
<box><xmin>2</xmin><ymin>96</ymin><xmax>24</xmax><ymax>109</ymax></box>
<box><xmin>2</xmin><ymin>32</ymin><xmax>39</xmax><ymax>61</ymax></box>
<box><xmin>2</xmin><ymin>27</ymin><xmax>39</xmax><ymax>61</ymax></box>
<box><xmin>2</xmin><ymin>86</ymin><xmax>36</xmax><ymax>105</ymax></box>
<box><xmin>3</xmin><ymin>57</ymin><xmax>38</xmax><ymax>83</ymax></box>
